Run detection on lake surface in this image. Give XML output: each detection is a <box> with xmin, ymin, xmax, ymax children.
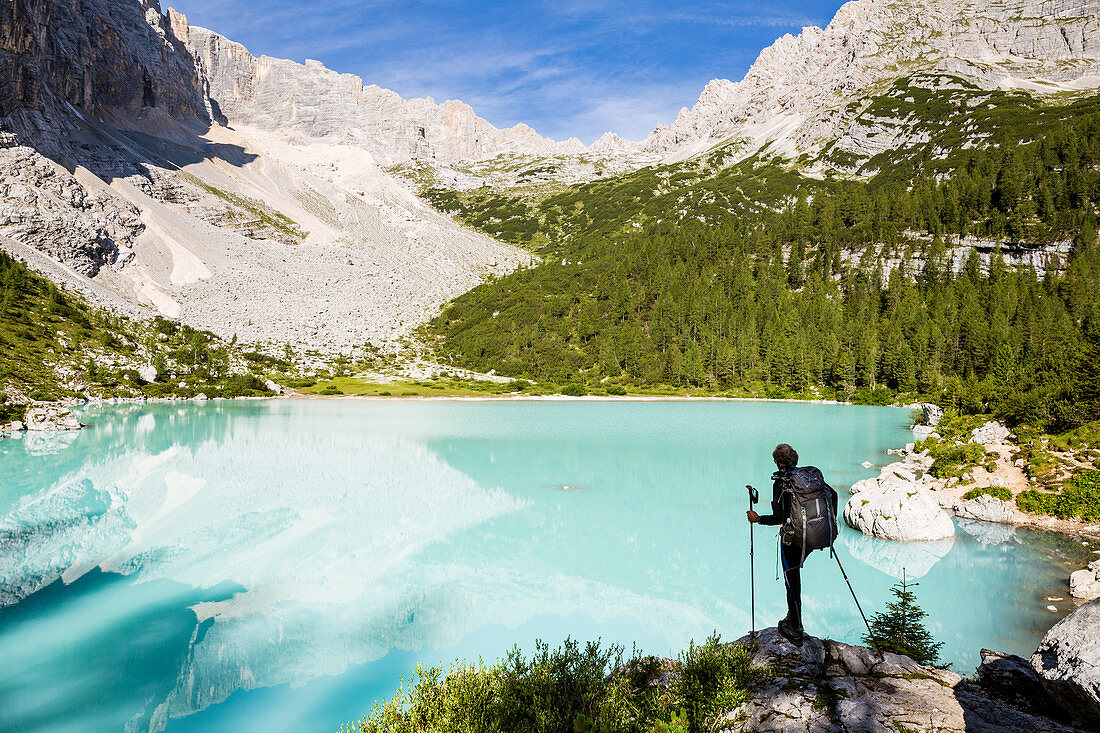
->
<box><xmin>0</xmin><ymin>400</ymin><xmax>1083</xmax><ymax>732</ymax></box>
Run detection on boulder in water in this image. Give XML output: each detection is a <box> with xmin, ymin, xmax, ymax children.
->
<box><xmin>844</xmin><ymin>481</ymin><xmax>954</xmax><ymax>542</ymax></box>
<box><xmin>24</xmin><ymin>405</ymin><xmax>83</xmax><ymax>431</ymax></box>
<box><xmin>1069</xmin><ymin>561</ymin><xmax>1100</xmax><ymax>601</ymax></box>
<box><xmin>1031</xmin><ymin>597</ymin><xmax>1100</xmax><ymax>728</ymax></box>
<box><xmin>953</xmin><ymin>494</ymin><xmax>1015</xmax><ymax>523</ymax></box>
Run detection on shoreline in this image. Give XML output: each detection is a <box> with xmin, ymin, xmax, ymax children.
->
<box><xmin>283</xmin><ymin>391</ymin><xmax>865</xmax><ymax>405</ymax></box>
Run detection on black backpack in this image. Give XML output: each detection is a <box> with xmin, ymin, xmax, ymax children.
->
<box><xmin>779</xmin><ymin>466</ymin><xmax>839</xmax><ymax>565</ymax></box>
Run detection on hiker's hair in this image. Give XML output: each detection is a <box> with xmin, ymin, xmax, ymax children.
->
<box><xmin>773</xmin><ymin>443</ymin><xmax>798</xmax><ymax>469</ymax></box>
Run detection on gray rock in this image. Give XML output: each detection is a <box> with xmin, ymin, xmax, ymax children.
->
<box><xmin>193</xmin><ymin>393</ymin><xmax>208</xmax><ymax>401</ymax></box>
<box><xmin>138</xmin><ymin>364</ymin><xmax>159</xmax><ymax>384</ymax></box>
<box><xmin>1069</xmin><ymin>562</ymin><xmax>1100</xmax><ymax>600</ymax></box>
<box><xmin>920</xmin><ymin>403</ymin><xmax>945</xmax><ymax>428</ymax></box>
<box><xmin>23</xmin><ymin>405</ymin><xmax>82</xmax><ymax>431</ymax></box>
<box><xmin>978</xmin><ymin>649</ymin><xmax>1059</xmax><ymax>711</ymax></box>
<box><xmin>953</xmin><ymin>494</ymin><xmax>1015</xmax><ymax>523</ymax></box>
<box><xmin>971</xmin><ymin>421</ymin><xmax>1012</xmax><ymax>445</ymax></box>
<box><xmin>844</xmin><ymin>481</ymin><xmax>955</xmax><ymax>542</ymax></box>
<box><xmin>718</xmin><ymin>628</ymin><xmax>1082</xmax><ymax>733</ymax></box>
<box><xmin>9</xmin><ymin>420</ymin><xmax>24</xmax><ymax>431</ymax></box>
<box><xmin>1032</xmin><ymin>598</ymin><xmax>1100</xmax><ymax>728</ymax></box>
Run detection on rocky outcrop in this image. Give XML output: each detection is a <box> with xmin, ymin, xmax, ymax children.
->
<box><xmin>953</xmin><ymin>494</ymin><xmax>1015</xmax><ymax>523</ymax></box>
<box><xmin>718</xmin><ymin>628</ymin><xmax>1086</xmax><ymax>732</ymax></box>
<box><xmin>977</xmin><ymin>649</ymin><xmax>1061</xmax><ymax>712</ymax></box>
<box><xmin>1069</xmin><ymin>561</ymin><xmax>1100</xmax><ymax>600</ymax></box>
<box><xmin>0</xmin><ymin>146</ymin><xmax>144</xmax><ymax>275</ymax></box>
<box><xmin>639</xmin><ymin>0</ymin><xmax>1100</xmax><ymax>165</ymax></box>
<box><xmin>23</xmin><ymin>404</ymin><xmax>83</xmax><ymax>431</ymax></box>
<box><xmin>970</xmin><ymin>421</ymin><xmax>1013</xmax><ymax>445</ymax></box>
<box><xmin>1032</xmin><ymin>597</ymin><xmax>1100</xmax><ymax>729</ymax></box>
<box><xmin>0</xmin><ymin>0</ymin><xmax>211</xmax><ymax>147</ymax></box>
<box><xmin>845</xmin><ymin>463</ymin><xmax>955</xmax><ymax>542</ymax></box>
<box><xmin>185</xmin><ymin>22</ymin><xmax>584</xmax><ymax>166</ymax></box>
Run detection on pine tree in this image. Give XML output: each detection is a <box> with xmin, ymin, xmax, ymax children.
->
<box><xmin>862</xmin><ymin>570</ymin><xmax>943</xmax><ymax>666</ymax></box>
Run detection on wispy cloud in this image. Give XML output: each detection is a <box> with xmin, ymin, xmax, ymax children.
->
<box><xmin>168</xmin><ymin>0</ymin><xmax>841</xmax><ymax>143</ymax></box>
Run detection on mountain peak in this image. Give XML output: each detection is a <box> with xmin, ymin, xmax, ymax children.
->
<box><xmin>641</xmin><ymin>0</ymin><xmax>1100</xmax><ymax>162</ymax></box>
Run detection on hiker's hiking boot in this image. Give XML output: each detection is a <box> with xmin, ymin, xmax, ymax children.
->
<box><xmin>777</xmin><ymin>618</ymin><xmax>804</xmax><ymax>646</ymax></box>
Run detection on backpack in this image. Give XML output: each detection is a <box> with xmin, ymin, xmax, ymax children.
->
<box><xmin>779</xmin><ymin>466</ymin><xmax>839</xmax><ymax>565</ymax></box>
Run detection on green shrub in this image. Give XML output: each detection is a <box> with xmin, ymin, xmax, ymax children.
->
<box><xmin>605</xmin><ymin>384</ymin><xmax>627</xmax><ymax>396</ymax></box>
<box><xmin>928</xmin><ymin>442</ymin><xmax>986</xmax><ymax>479</ymax></box>
<box><xmin>671</xmin><ymin>634</ymin><xmax>762</xmax><ymax>733</ymax></box>
<box><xmin>562</xmin><ymin>383</ymin><xmax>587</xmax><ymax>396</ymax></box>
<box><xmin>1016</xmin><ymin>470</ymin><xmax>1100</xmax><ymax>522</ymax></box>
<box><xmin>962</xmin><ymin>486</ymin><xmax>1012</xmax><ymax>502</ymax></box>
<box><xmin>0</xmin><ymin>397</ymin><xmax>23</xmax><ymax>424</ymax></box>
<box><xmin>351</xmin><ymin>637</ymin><xmax>764</xmax><ymax>733</ymax></box>
<box><xmin>316</xmin><ymin>385</ymin><xmax>344</xmax><ymax>396</ymax></box>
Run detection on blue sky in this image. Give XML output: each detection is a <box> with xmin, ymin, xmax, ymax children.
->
<box><xmin>167</xmin><ymin>0</ymin><xmax>845</xmax><ymax>144</ymax></box>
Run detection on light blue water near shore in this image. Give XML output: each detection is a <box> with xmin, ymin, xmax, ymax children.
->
<box><xmin>0</xmin><ymin>400</ymin><xmax>1084</xmax><ymax>732</ymax></box>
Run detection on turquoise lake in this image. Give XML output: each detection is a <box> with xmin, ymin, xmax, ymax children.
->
<box><xmin>0</xmin><ymin>400</ymin><xmax>1085</xmax><ymax>732</ymax></box>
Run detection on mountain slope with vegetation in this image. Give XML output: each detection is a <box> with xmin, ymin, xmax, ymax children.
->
<box><xmin>0</xmin><ymin>250</ymin><xmax>282</xmax><ymax>409</ymax></box>
<box><xmin>425</xmin><ymin>85</ymin><xmax>1100</xmax><ymax>431</ymax></box>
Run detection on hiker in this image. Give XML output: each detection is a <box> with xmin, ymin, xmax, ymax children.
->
<box><xmin>746</xmin><ymin>443</ymin><xmax>838</xmax><ymax>645</ymax></box>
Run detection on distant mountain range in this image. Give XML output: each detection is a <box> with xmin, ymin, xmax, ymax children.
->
<box><xmin>1</xmin><ymin>0</ymin><xmax>1098</xmax><ymax>351</ymax></box>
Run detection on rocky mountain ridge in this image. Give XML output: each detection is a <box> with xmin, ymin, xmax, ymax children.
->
<box><xmin>639</xmin><ymin>0</ymin><xmax>1100</xmax><ymax>168</ymax></box>
<box><xmin>177</xmin><ymin>0</ymin><xmax>1100</xmax><ymax>180</ymax></box>
<box><xmin>184</xmin><ymin>21</ymin><xmax>584</xmax><ymax>167</ymax></box>
<box><xmin>0</xmin><ymin>0</ymin><xmax>531</xmax><ymax>353</ymax></box>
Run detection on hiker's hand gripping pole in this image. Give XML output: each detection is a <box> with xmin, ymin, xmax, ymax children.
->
<box><xmin>746</xmin><ymin>485</ymin><xmax>759</xmax><ymax>642</ymax></box>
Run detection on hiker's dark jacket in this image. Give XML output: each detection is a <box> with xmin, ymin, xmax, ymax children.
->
<box><xmin>755</xmin><ymin>469</ymin><xmax>793</xmax><ymax>529</ymax></box>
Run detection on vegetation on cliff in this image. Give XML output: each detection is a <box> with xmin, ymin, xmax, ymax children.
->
<box><xmin>425</xmin><ymin>86</ymin><xmax>1100</xmax><ymax>433</ymax></box>
<box><xmin>346</xmin><ymin>636</ymin><xmax>765</xmax><ymax>733</ymax></box>
<box><xmin>0</xmin><ymin>250</ymin><xmax>278</xmax><ymax>402</ymax></box>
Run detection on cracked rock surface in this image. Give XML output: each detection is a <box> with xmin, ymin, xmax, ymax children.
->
<box><xmin>719</xmin><ymin>628</ymin><xmax>1087</xmax><ymax>732</ymax></box>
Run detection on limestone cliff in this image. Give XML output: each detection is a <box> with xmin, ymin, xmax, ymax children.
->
<box><xmin>184</xmin><ymin>21</ymin><xmax>584</xmax><ymax>166</ymax></box>
<box><xmin>0</xmin><ymin>0</ymin><xmax>211</xmax><ymax>148</ymax></box>
<box><xmin>640</xmin><ymin>0</ymin><xmax>1100</xmax><ymax>163</ymax></box>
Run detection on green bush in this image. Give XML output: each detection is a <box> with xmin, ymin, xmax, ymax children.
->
<box><xmin>561</xmin><ymin>383</ymin><xmax>587</xmax><ymax>396</ymax></box>
<box><xmin>962</xmin><ymin>486</ymin><xmax>1012</xmax><ymax>502</ymax></box>
<box><xmin>1016</xmin><ymin>470</ymin><xmax>1100</xmax><ymax>522</ymax></box>
<box><xmin>316</xmin><ymin>385</ymin><xmax>344</xmax><ymax>395</ymax></box>
<box><xmin>672</xmin><ymin>634</ymin><xmax>762</xmax><ymax>733</ymax></box>
<box><xmin>0</xmin><ymin>397</ymin><xmax>23</xmax><ymax>424</ymax></box>
<box><xmin>605</xmin><ymin>384</ymin><xmax>627</xmax><ymax>396</ymax></box>
<box><xmin>928</xmin><ymin>442</ymin><xmax>986</xmax><ymax>479</ymax></box>
<box><xmin>351</xmin><ymin>636</ymin><xmax>764</xmax><ymax>733</ymax></box>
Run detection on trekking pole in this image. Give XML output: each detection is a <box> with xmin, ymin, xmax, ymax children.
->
<box><xmin>746</xmin><ymin>485</ymin><xmax>759</xmax><ymax>644</ymax></box>
<box><xmin>830</xmin><ymin>547</ymin><xmax>877</xmax><ymax>650</ymax></box>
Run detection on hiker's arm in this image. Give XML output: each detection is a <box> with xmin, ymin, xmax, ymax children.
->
<box><xmin>752</xmin><ymin>477</ymin><xmax>786</xmax><ymax>524</ymax></box>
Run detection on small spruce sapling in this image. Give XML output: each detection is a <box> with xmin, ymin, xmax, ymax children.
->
<box><xmin>862</xmin><ymin>569</ymin><xmax>943</xmax><ymax>666</ymax></box>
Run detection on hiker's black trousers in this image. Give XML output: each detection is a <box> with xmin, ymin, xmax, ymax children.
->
<box><xmin>780</xmin><ymin>542</ymin><xmax>802</xmax><ymax>631</ymax></box>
